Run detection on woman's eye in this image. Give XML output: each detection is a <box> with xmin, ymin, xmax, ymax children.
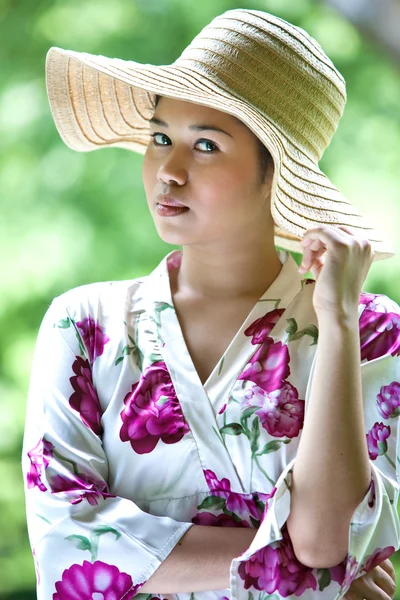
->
<box><xmin>149</xmin><ymin>133</ymin><xmax>217</xmax><ymax>153</ymax></box>
<box><xmin>150</xmin><ymin>132</ymin><xmax>169</xmax><ymax>146</ymax></box>
<box><xmin>197</xmin><ymin>139</ymin><xmax>217</xmax><ymax>153</ymax></box>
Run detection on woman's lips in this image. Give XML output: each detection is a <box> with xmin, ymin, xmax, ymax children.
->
<box><xmin>156</xmin><ymin>203</ymin><xmax>190</xmax><ymax>217</ymax></box>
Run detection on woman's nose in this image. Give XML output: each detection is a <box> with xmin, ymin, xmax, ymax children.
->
<box><xmin>157</xmin><ymin>151</ymin><xmax>188</xmax><ymax>185</ymax></box>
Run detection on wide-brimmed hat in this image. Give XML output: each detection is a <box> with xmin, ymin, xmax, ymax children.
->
<box><xmin>45</xmin><ymin>8</ymin><xmax>395</xmax><ymax>260</ymax></box>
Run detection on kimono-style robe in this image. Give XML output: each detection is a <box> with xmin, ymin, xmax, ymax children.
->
<box><xmin>22</xmin><ymin>248</ymin><xmax>400</xmax><ymax>600</ymax></box>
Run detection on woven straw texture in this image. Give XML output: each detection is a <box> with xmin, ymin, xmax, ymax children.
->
<box><xmin>45</xmin><ymin>8</ymin><xmax>395</xmax><ymax>260</ymax></box>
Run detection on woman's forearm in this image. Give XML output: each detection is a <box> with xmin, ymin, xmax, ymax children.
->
<box><xmin>139</xmin><ymin>525</ymin><xmax>256</xmax><ymax>593</ymax></box>
<box><xmin>286</xmin><ymin>308</ymin><xmax>371</xmax><ymax>569</ymax></box>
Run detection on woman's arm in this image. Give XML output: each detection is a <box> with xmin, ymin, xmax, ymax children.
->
<box><xmin>140</xmin><ymin>525</ymin><xmax>255</xmax><ymax>593</ymax></box>
<box><xmin>288</xmin><ymin>225</ymin><xmax>378</xmax><ymax>568</ymax></box>
<box><xmin>286</xmin><ymin>310</ymin><xmax>371</xmax><ymax>568</ymax></box>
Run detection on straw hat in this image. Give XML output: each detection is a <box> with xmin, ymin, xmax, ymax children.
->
<box><xmin>45</xmin><ymin>8</ymin><xmax>395</xmax><ymax>261</ymax></box>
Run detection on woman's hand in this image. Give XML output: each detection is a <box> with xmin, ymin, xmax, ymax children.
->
<box><xmin>343</xmin><ymin>558</ymin><xmax>396</xmax><ymax>600</ymax></box>
<box><xmin>298</xmin><ymin>225</ymin><xmax>375</xmax><ymax>317</ymax></box>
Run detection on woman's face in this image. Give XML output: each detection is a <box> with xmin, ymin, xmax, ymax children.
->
<box><xmin>142</xmin><ymin>96</ymin><xmax>274</xmax><ymax>247</ymax></box>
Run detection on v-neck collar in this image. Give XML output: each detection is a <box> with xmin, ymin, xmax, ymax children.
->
<box><xmin>140</xmin><ymin>248</ymin><xmax>306</xmax><ymax>493</ymax></box>
<box><xmin>142</xmin><ymin>247</ymin><xmax>305</xmax><ymax>391</ymax></box>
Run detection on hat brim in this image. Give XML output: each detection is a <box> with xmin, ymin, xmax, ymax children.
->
<box><xmin>46</xmin><ymin>47</ymin><xmax>395</xmax><ymax>261</ymax></box>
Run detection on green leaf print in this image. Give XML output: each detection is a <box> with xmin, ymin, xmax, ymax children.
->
<box><xmin>285</xmin><ymin>318</ymin><xmax>319</xmax><ymax>345</ymax></box>
<box><xmin>190</xmin><ymin>593</ymin><xmax>196</xmax><ymax>600</ymax></box>
<box><xmin>249</xmin><ymin>515</ymin><xmax>261</xmax><ymax>528</ymax></box>
<box><xmin>152</xmin><ymin>301</ymin><xmax>175</xmax><ymax>328</ymax></box>
<box><xmin>248</xmin><ymin>592</ymin><xmax>255</xmax><ymax>600</ymax></box>
<box><xmin>377</xmin><ymin>441</ymin><xmax>387</xmax><ymax>455</ymax></box>
<box><xmin>384</xmin><ymin>453</ymin><xmax>396</xmax><ymax>469</ymax></box>
<box><xmin>116</xmin><ymin>317</ymin><xmax>146</xmax><ymax>369</ymax></box>
<box><xmin>250</xmin><ymin>418</ymin><xmax>260</xmax><ymax>453</ymax></box>
<box><xmin>35</xmin><ymin>513</ymin><xmax>52</xmax><ymax>525</ymax></box>
<box><xmin>115</xmin><ymin>344</ymin><xmax>135</xmax><ymax>366</ymax></box>
<box><xmin>256</xmin><ymin>439</ymin><xmax>290</xmax><ymax>456</ymax></box>
<box><xmin>92</xmin><ymin>525</ymin><xmax>121</xmax><ymax>540</ymax></box>
<box><xmin>222</xmin><ymin>506</ymin><xmax>245</xmax><ymax>523</ymax></box>
<box><xmin>55</xmin><ymin>317</ymin><xmax>71</xmax><ymax>329</ymax></box>
<box><xmin>285</xmin><ymin>318</ymin><xmax>298</xmax><ymax>335</ymax></box>
<box><xmin>115</xmin><ymin>340</ymin><xmax>145</xmax><ymax>369</ymax></box>
<box><xmin>317</xmin><ymin>568</ymin><xmax>332</xmax><ymax>591</ymax></box>
<box><xmin>241</xmin><ymin>406</ymin><xmax>259</xmax><ymax>421</ymax></box>
<box><xmin>53</xmin><ymin>314</ymin><xmax>88</xmax><ymax>356</ymax></box>
<box><xmin>65</xmin><ymin>534</ymin><xmax>92</xmax><ymax>552</ymax></box>
<box><xmin>68</xmin><ymin>317</ymin><xmax>87</xmax><ymax>358</ymax></box>
<box><xmin>197</xmin><ymin>496</ymin><xmax>226</xmax><ymax>511</ymax></box>
<box><xmin>220</xmin><ymin>423</ymin><xmax>244</xmax><ymax>435</ymax></box>
<box><xmin>65</xmin><ymin>525</ymin><xmax>122</xmax><ymax>561</ymax></box>
<box><xmin>253</xmin><ymin>494</ymin><xmax>267</xmax><ymax>514</ymax></box>
<box><xmin>127</xmin><ymin>333</ymin><xmax>136</xmax><ymax>346</ymax></box>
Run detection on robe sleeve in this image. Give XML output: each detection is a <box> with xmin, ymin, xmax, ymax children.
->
<box><xmin>22</xmin><ymin>296</ymin><xmax>194</xmax><ymax>600</ymax></box>
<box><xmin>229</xmin><ymin>295</ymin><xmax>400</xmax><ymax>600</ymax></box>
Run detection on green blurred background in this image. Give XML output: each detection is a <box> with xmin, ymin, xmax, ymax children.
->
<box><xmin>1</xmin><ymin>0</ymin><xmax>399</xmax><ymax>597</ymax></box>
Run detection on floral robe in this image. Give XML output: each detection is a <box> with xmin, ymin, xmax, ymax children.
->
<box><xmin>22</xmin><ymin>248</ymin><xmax>400</xmax><ymax>600</ymax></box>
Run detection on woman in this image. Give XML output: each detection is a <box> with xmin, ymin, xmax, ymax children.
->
<box><xmin>23</xmin><ymin>8</ymin><xmax>398</xmax><ymax>600</ymax></box>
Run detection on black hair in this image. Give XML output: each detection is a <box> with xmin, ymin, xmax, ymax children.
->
<box><xmin>153</xmin><ymin>95</ymin><xmax>274</xmax><ymax>186</ymax></box>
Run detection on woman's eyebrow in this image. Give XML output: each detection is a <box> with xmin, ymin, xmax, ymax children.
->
<box><xmin>149</xmin><ymin>116</ymin><xmax>233</xmax><ymax>138</ymax></box>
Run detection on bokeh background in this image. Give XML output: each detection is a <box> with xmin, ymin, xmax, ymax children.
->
<box><xmin>1</xmin><ymin>0</ymin><xmax>400</xmax><ymax>597</ymax></box>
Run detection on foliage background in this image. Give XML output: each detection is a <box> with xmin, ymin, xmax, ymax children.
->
<box><xmin>0</xmin><ymin>0</ymin><xmax>399</xmax><ymax>597</ymax></box>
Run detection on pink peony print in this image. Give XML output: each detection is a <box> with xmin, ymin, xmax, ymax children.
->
<box><xmin>359</xmin><ymin>546</ymin><xmax>396</xmax><ymax>574</ymax></box>
<box><xmin>76</xmin><ymin>316</ymin><xmax>110</xmax><ymax>364</ymax></box>
<box><xmin>366</xmin><ymin>422</ymin><xmax>391</xmax><ymax>460</ymax></box>
<box><xmin>359</xmin><ymin>297</ymin><xmax>400</xmax><ymax>361</ymax></box>
<box><xmin>244</xmin><ymin>382</ymin><xmax>304</xmax><ymax>438</ymax></box>
<box><xmin>237</xmin><ymin>524</ymin><xmax>317</xmax><ymax>596</ymax></box>
<box><xmin>53</xmin><ymin>560</ymin><xmax>140</xmax><ymax>599</ymax></box>
<box><xmin>26</xmin><ymin>438</ymin><xmax>54</xmax><ymax>492</ymax></box>
<box><xmin>192</xmin><ymin>512</ymin><xmax>251</xmax><ymax>528</ymax></box>
<box><xmin>239</xmin><ymin>340</ymin><xmax>291</xmax><ymax>393</ymax></box>
<box><xmin>377</xmin><ymin>381</ymin><xmax>400</xmax><ymax>419</ymax></box>
<box><xmin>244</xmin><ymin>309</ymin><xmax>286</xmax><ymax>345</ymax></box>
<box><xmin>341</xmin><ymin>555</ymin><xmax>359</xmax><ymax>590</ymax></box>
<box><xmin>277</xmin><ymin>525</ymin><xmax>318</xmax><ymax>597</ymax></box>
<box><xmin>329</xmin><ymin>561</ymin><xmax>346</xmax><ymax>585</ymax></box>
<box><xmin>359</xmin><ymin>292</ymin><xmax>380</xmax><ymax>309</ymax></box>
<box><xmin>202</xmin><ymin>469</ymin><xmax>276</xmax><ymax>523</ymax></box>
<box><xmin>120</xmin><ymin>361</ymin><xmax>190</xmax><ymax>454</ymax></box>
<box><xmin>238</xmin><ymin>544</ymin><xmax>280</xmax><ymax>593</ymax></box>
<box><xmin>49</xmin><ymin>472</ymin><xmax>115</xmax><ymax>506</ymax></box>
<box><xmin>69</xmin><ymin>356</ymin><xmax>103</xmax><ymax>435</ymax></box>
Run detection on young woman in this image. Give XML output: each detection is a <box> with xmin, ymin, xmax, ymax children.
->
<box><xmin>23</xmin><ymin>8</ymin><xmax>398</xmax><ymax>600</ymax></box>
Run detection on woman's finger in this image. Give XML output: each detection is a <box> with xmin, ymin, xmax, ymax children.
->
<box><xmin>379</xmin><ymin>559</ymin><xmax>396</xmax><ymax>583</ymax></box>
<box><xmin>374</xmin><ymin>566</ymin><xmax>397</xmax><ymax>598</ymax></box>
<box><xmin>301</xmin><ymin>224</ymin><xmax>355</xmax><ymax>250</ymax></box>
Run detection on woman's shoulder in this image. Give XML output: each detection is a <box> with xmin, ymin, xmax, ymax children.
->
<box><xmin>47</xmin><ymin>275</ymin><xmax>148</xmax><ymax>323</ymax></box>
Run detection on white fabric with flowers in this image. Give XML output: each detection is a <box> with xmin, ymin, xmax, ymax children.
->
<box><xmin>22</xmin><ymin>248</ymin><xmax>400</xmax><ymax>600</ymax></box>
